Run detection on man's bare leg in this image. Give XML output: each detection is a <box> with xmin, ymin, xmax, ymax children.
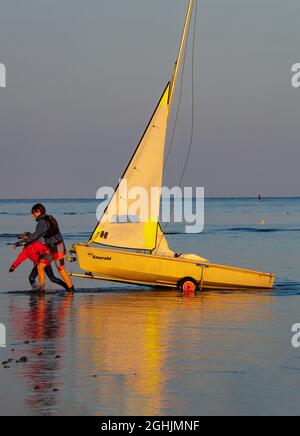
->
<box><xmin>58</xmin><ymin>267</ymin><xmax>73</xmax><ymax>289</ymax></box>
<box><xmin>37</xmin><ymin>263</ymin><xmax>46</xmax><ymax>290</ymax></box>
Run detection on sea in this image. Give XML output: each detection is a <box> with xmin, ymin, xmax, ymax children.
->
<box><xmin>0</xmin><ymin>197</ymin><xmax>300</xmax><ymax>416</ymax></box>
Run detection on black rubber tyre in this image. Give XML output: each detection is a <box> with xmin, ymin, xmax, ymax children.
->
<box><xmin>178</xmin><ymin>277</ymin><xmax>198</xmax><ymax>293</ymax></box>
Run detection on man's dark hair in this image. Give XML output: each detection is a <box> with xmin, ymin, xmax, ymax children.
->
<box><xmin>31</xmin><ymin>203</ymin><xmax>46</xmax><ymax>215</ymax></box>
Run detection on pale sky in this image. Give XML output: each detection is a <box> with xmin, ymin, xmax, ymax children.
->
<box><xmin>0</xmin><ymin>0</ymin><xmax>299</xmax><ymax>198</ymax></box>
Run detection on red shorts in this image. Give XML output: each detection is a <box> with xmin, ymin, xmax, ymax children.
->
<box><xmin>38</xmin><ymin>254</ymin><xmax>52</xmax><ymax>267</ymax></box>
<box><xmin>49</xmin><ymin>242</ymin><xmax>66</xmax><ymax>271</ymax></box>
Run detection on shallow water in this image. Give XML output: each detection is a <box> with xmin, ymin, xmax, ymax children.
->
<box><xmin>0</xmin><ymin>198</ymin><xmax>300</xmax><ymax>415</ymax></box>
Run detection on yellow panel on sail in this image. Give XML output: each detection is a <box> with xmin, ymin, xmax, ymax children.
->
<box><xmin>90</xmin><ymin>84</ymin><xmax>171</xmax><ymax>250</ymax></box>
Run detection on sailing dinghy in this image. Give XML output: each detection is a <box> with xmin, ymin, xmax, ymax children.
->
<box><xmin>70</xmin><ymin>0</ymin><xmax>275</xmax><ymax>291</ymax></box>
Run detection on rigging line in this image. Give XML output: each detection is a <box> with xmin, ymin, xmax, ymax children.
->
<box><xmin>163</xmin><ymin>27</ymin><xmax>188</xmax><ymax>173</ymax></box>
<box><xmin>157</xmin><ymin>0</ymin><xmax>198</xmax><ymax>251</ymax></box>
<box><xmin>156</xmin><ymin>1</ymin><xmax>192</xmax><ymax>253</ymax></box>
<box><xmin>179</xmin><ymin>0</ymin><xmax>198</xmax><ymax>188</ymax></box>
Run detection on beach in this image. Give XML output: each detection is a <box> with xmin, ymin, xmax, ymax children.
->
<box><xmin>0</xmin><ymin>198</ymin><xmax>300</xmax><ymax>416</ymax></box>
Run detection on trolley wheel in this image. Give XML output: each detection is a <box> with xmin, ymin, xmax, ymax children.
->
<box><xmin>178</xmin><ymin>277</ymin><xmax>198</xmax><ymax>293</ymax></box>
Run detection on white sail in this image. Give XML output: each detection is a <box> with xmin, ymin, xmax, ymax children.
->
<box><xmin>89</xmin><ymin>0</ymin><xmax>195</xmax><ymax>253</ymax></box>
<box><xmin>89</xmin><ymin>84</ymin><xmax>171</xmax><ymax>250</ymax></box>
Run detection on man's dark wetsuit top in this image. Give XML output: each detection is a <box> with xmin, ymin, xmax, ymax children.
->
<box><xmin>16</xmin><ymin>214</ymin><xmax>64</xmax><ymax>248</ymax></box>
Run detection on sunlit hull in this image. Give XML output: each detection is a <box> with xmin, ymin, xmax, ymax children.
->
<box><xmin>72</xmin><ymin>244</ymin><xmax>275</xmax><ymax>290</ymax></box>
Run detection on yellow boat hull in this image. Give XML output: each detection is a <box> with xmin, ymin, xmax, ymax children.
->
<box><xmin>72</xmin><ymin>244</ymin><xmax>275</xmax><ymax>290</ymax></box>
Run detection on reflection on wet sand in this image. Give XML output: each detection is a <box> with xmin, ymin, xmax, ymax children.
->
<box><xmin>6</xmin><ymin>288</ymin><xmax>274</xmax><ymax>415</ymax></box>
<box><xmin>74</xmin><ymin>289</ymin><xmax>273</xmax><ymax>416</ymax></box>
<box><xmin>9</xmin><ymin>293</ymin><xmax>74</xmax><ymax>415</ymax></box>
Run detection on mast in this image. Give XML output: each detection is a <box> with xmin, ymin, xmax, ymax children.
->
<box><xmin>169</xmin><ymin>0</ymin><xmax>195</xmax><ymax>109</ymax></box>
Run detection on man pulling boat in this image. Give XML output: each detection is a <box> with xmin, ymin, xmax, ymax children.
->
<box><xmin>13</xmin><ymin>203</ymin><xmax>75</xmax><ymax>293</ymax></box>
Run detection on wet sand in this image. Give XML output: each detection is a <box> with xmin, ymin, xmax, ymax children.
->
<box><xmin>1</xmin><ymin>287</ymin><xmax>300</xmax><ymax>416</ymax></box>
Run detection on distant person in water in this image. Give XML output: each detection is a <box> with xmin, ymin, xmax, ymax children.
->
<box><xmin>10</xmin><ymin>235</ymin><xmax>69</xmax><ymax>291</ymax></box>
<box><xmin>14</xmin><ymin>204</ymin><xmax>75</xmax><ymax>293</ymax></box>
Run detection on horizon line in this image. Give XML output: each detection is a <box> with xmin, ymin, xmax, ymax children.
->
<box><xmin>0</xmin><ymin>195</ymin><xmax>300</xmax><ymax>201</ymax></box>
